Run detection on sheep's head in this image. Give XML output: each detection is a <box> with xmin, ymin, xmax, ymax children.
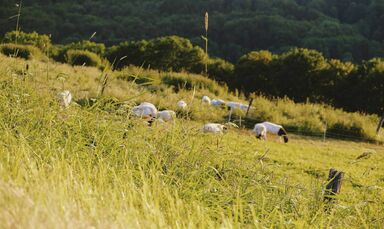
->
<box><xmin>253</xmin><ymin>124</ymin><xmax>266</xmax><ymax>139</ymax></box>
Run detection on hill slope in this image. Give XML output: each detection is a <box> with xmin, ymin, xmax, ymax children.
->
<box><xmin>0</xmin><ymin>55</ymin><xmax>384</xmax><ymax>227</ymax></box>
<box><xmin>1</xmin><ymin>0</ymin><xmax>384</xmax><ymax>62</ymax></box>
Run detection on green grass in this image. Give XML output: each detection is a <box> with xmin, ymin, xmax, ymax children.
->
<box><xmin>0</xmin><ymin>54</ymin><xmax>383</xmax><ymax>228</ymax></box>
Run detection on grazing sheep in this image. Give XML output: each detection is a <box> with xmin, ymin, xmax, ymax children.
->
<box><xmin>201</xmin><ymin>96</ymin><xmax>211</xmax><ymax>104</ymax></box>
<box><xmin>177</xmin><ymin>100</ymin><xmax>187</xmax><ymax>109</ymax></box>
<box><xmin>202</xmin><ymin>123</ymin><xmax>227</xmax><ymax>134</ymax></box>
<box><xmin>240</xmin><ymin>104</ymin><xmax>250</xmax><ymax>111</ymax></box>
<box><xmin>227</xmin><ymin>101</ymin><xmax>250</xmax><ymax>111</ymax></box>
<box><xmin>139</xmin><ymin>102</ymin><xmax>157</xmax><ymax>110</ymax></box>
<box><xmin>57</xmin><ymin>90</ymin><xmax>72</xmax><ymax>108</ymax></box>
<box><xmin>157</xmin><ymin>110</ymin><xmax>176</xmax><ymax>122</ymax></box>
<box><xmin>253</xmin><ymin>122</ymin><xmax>289</xmax><ymax>143</ymax></box>
<box><xmin>131</xmin><ymin>102</ymin><xmax>158</xmax><ymax>119</ymax></box>
<box><xmin>226</xmin><ymin>101</ymin><xmax>241</xmax><ymax>110</ymax></box>
<box><xmin>253</xmin><ymin>124</ymin><xmax>267</xmax><ymax>140</ymax></box>
<box><xmin>211</xmin><ymin>99</ymin><xmax>226</xmax><ymax>107</ymax></box>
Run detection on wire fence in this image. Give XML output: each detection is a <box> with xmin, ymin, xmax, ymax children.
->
<box><xmin>227</xmin><ymin>115</ymin><xmax>384</xmax><ymax>146</ymax></box>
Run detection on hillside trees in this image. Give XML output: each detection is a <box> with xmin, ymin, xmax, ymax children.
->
<box><xmin>1</xmin><ymin>0</ymin><xmax>383</xmax><ymax>62</ymax></box>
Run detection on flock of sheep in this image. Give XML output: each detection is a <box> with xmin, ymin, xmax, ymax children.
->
<box><xmin>57</xmin><ymin>91</ymin><xmax>289</xmax><ymax>143</ymax></box>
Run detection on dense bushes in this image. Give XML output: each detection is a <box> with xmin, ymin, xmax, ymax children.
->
<box><xmin>0</xmin><ymin>43</ymin><xmax>44</xmax><ymax>60</ymax></box>
<box><xmin>3</xmin><ymin>31</ymin><xmax>51</xmax><ymax>53</ymax></box>
<box><xmin>233</xmin><ymin>48</ymin><xmax>384</xmax><ymax>115</ymax></box>
<box><xmin>107</xmin><ymin>36</ymin><xmax>207</xmax><ymax>72</ymax></box>
<box><xmin>65</xmin><ymin>49</ymin><xmax>102</xmax><ymax>67</ymax></box>
<box><xmin>3</xmin><ymin>0</ymin><xmax>384</xmax><ymax>62</ymax></box>
<box><xmin>52</xmin><ymin>40</ymin><xmax>106</xmax><ymax>63</ymax></box>
<box><xmin>115</xmin><ymin>66</ymin><xmax>226</xmax><ymax>95</ymax></box>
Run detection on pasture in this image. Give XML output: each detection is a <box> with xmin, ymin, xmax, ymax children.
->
<box><xmin>0</xmin><ymin>54</ymin><xmax>383</xmax><ymax>228</ymax></box>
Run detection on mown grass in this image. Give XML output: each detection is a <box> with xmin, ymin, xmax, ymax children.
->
<box><xmin>0</xmin><ymin>54</ymin><xmax>383</xmax><ymax>228</ymax></box>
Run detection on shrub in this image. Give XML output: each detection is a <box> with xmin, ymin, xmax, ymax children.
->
<box><xmin>161</xmin><ymin>73</ymin><xmax>225</xmax><ymax>95</ymax></box>
<box><xmin>3</xmin><ymin>31</ymin><xmax>51</xmax><ymax>52</ymax></box>
<box><xmin>0</xmin><ymin>43</ymin><xmax>44</xmax><ymax>60</ymax></box>
<box><xmin>65</xmin><ymin>49</ymin><xmax>102</xmax><ymax>67</ymax></box>
<box><xmin>106</xmin><ymin>36</ymin><xmax>207</xmax><ymax>72</ymax></box>
<box><xmin>206</xmin><ymin>58</ymin><xmax>234</xmax><ymax>83</ymax></box>
<box><xmin>52</xmin><ymin>41</ymin><xmax>106</xmax><ymax>63</ymax></box>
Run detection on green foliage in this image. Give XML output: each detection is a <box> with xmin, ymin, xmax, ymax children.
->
<box><xmin>0</xmin><ymin>43</ymin><xmax>44</xmax><ymax>60</ymax></box>
<box><xmin>206</xmin><ymin>58</ymin><xmax>234</xmax><ymax>83</ymax></box>
<box><xmin>2</xmin><ymin>0</ymin><xmax>383</xmax><ymax>62</ymax></box>
<box><xmin>106</xmin><ymin>40</ymin><xmax>149</xmax><ymax>69</ymax></box>
<box><xmin>65</xmin><ymin>49</ymin><xmax>102</xmax><ymax>67</ymax></box>
<box><xmin>52</xmin><ymin>40</ymin><xmax>106</xmax><ymax>62</ymax></box>
<box><xmin>234</xmin><ymin>50</ymin><xmax>276</xmax><ymax>93</ymax></box>
<box><xmin>107</xmin><ymin>36</ymin><xmax>207</xmax><ymax>72</ymax></box>
<box><xmin>3</xmin><ymin>31</ymin><xmax>51</xmax><ymax>52</ymax></box>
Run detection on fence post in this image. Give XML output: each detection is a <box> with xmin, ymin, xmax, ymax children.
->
<box><xmin>324</xmin><ymin>168</ymin><xmax>344</xmax><ymax>202</ymax></box>
<box><xmin>228</xmin><ymin>108</ymin><xmax>233</xmax><ymax>122</ymax></box>
<box><xmin>245</xmin><ymin>98</ymin><xmax>254</xmax><ymax>118</ymax></box>
<box><xmin>376</xmin><ymin>112</ymin><xmax>384</xmax><ymax>135</ymax></box>
<box><xmin>323</xmin><ymin>122</ymin><xmax>327</xmax><ymax>142</ymax></box>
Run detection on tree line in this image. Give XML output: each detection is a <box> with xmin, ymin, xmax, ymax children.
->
<box><xmin>0</xmin><ymin>0</ymin><xmax>383</xmax><ymax>63</ymax></box>
<box><xmin>1</xmin><ymin>31</ymin><xmax>383</xmax><ymax>116</ymax></box>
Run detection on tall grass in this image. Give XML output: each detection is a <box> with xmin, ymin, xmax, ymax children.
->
<box><xmin>0</xmin><ymin>67</ymin><xmax>383</xmax><ymax>227</ymax></box>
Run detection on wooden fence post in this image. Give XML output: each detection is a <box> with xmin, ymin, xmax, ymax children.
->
<box><xmin>228</xmin><ymin>108</ymin><xmax>233</xmax><ymax>122</ymax></box>
<box><xmin>376</xmin><ymin>112</ymin><xmax>384</xmax><ymax>135</ymax></box>
<box><xmin>245</xmin><ymin>98</ymin><xmax>254</xmax><ymax>118</ymax></box>
<box><xmin>324</xmin><ymin>168</ymin><xmax>344</xmax><ymax>202</ymax></box>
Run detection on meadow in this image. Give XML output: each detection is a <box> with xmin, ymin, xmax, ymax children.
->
<box><xmin>0</xmin><ymin>54</ymin><xmax>383</xmax><ymax>228</ymax></box>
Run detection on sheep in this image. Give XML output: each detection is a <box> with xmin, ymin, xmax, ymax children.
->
<box><xmin>131</xmin><ymin>102</ymin><xmax>158</xmax><ymax>119</ymax></box>
<box><xmin>240</xmin><ymin>104</ymin><xmax>250</xmax><ymax>111</ymax></box>
<box><xmin>226</xmin><ymin>101</ymin><xmax>241</xmax><ymax>110</ymax></box>
<box><xmin>253</xmin><ymin>122</ymin><xmax>289</xmax><ymax>143</ymax></box>
<box><xmin>211</xmin><ymin>99</ymin><xmax>226</xmax><ymax>107</ymax></box>
<box><xmin>139</xmin><ymin>102</ymin><xmax>157</xmax><ymax>110</ymax></box>
<box><xmin>177</xmin><ymin>100</ymin><xmax>187</xmax><ymax>109</ymax></box>
<box><xmin>201</xmin><ymin>95</ymin><xmax>211</xmax><ymax>104</ymax></box>
<box><xmin>227</xmin><ymin>101</ymin><xmax>250</xmax><ymax>111</ymax></box>
<box><xmin>157</xmin><ymin>110</ymin><xmax>176</xmax><ymax>122</ymax></box>
<box><xmin>202</xmin><ymin>123</ymin><xmax>227</xmax><ymax>134</ymax></box>
<box><xmin>57</xmin><ymin>90</ymin><xmax>72</xmax><ymax>108</ymax></box>
<box><xmin>253</xmin><ymin>124</ymin><xmax>267</xmax><ymax>140</ymax></box>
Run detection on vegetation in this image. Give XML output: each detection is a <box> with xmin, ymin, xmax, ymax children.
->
<box><xmin>0</xmin><ymin>43</ymin><xmax>45</xmax><ymax>60</ymax></box>
<box><xmin>2</xmin><ymin>30</ymin><xmax>383</xmax><ymax>116</ymax></box>
<box><xmin>3</xmin><ymin>31</ymin><xmax>51</xmax><ymax>52</ymax></box>
<box><xmin>1</xmin><ymin>0</ymin><xmax>384</xmax><ymax>62</ymax></box>
<box><xmin>0</xmin><ymin>53</ymin><xmax>383</xmax><ymax>228</ymax></box>
<box><xmin>65</xmin><ymin>49</ymin><xmax>103</xmax><ymax>68</ymax></box>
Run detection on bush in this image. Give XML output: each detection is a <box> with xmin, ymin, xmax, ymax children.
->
<box><xmin>3</xmin><ymin>31</ymin><xmax>51</xmax><ymax>52</ymax></box>
<box><xmin>0</xmin><ymin>43</ymin><xmax>44</xmax><ymax>60</ymax></box>
<box><xmin>206</xmin><ymin>58</ymin><xmax>234</xmax><ymax>83</ymax></box>
<box><xmin>65</xmin><ymin>49</ymin><xmax>102</xmax><ymax>67</ymax></box>
<box><xmin>52</xmin><ymin>41</ymin><xmax>106</xmax><ymax>63</ymax></box>
<box><xmin>106</xmin><ymin>36</ymin><xmax>207</xmax><ymax>72</ymax></box>
<box><xmin>161</xmin><ymin>73</ymin><xmax>225</xmax><ymax>95</ymax></box>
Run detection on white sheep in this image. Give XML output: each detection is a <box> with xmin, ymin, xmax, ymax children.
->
<box><xmin>211</xmin><ymin>99</ymin><xmax>226</xmax><ymax>107</ymax></box>
<box><xmin>177</xmin><ymin>100</ymin><xmax>187</xmax><ymax>109</ymax></box>
<box><xmin>240</xmin><ymin>104</ymin><xmax>250</xmax><ymax>111</ymax></box>
<box><xmin>226</xmin><ymin>101</ymin><xmax>241</xmax><ymax>110</ymax></box>
<box><xmin>57</xmin><ymin>90</ymin><xmax>72</xmax><ymax>108</ymax></box>
<box><xmin>131</xmin><ymin>102</ymin><xmax>158</xmax><ymax>119</ymax></box>
<box><xmin>202</xmin><ymin>123</ymin><xmax>227</xmax><ymax>134</ymax></box>
<box><xmin>201</xmin><ymin>96</ymin><xmax>211</xmax><ymax>104</ymax></box>
<box><xmin>253</xmin><ymin>122</ymin><xmax>289</xmax><ymax>143</ymax></box>
<box><xmin>157</xmin><ymin>110</ymin><xmax>176</xmax><ymax>122</ymax></box>
<box><xmin>253</xmin><ymin>124</ymin><xmax>267</xmax><ymax>140</ymax></box>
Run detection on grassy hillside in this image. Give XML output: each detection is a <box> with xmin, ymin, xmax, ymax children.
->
<box><xmin>0</xmin><ymin>54</ymin><xmax>384</xmax><ymax>227</ymax></box>
<box><xmin>1</xmin><ymin>0</ymin><xmax>384</xmax><ymax>62</ymax></box>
